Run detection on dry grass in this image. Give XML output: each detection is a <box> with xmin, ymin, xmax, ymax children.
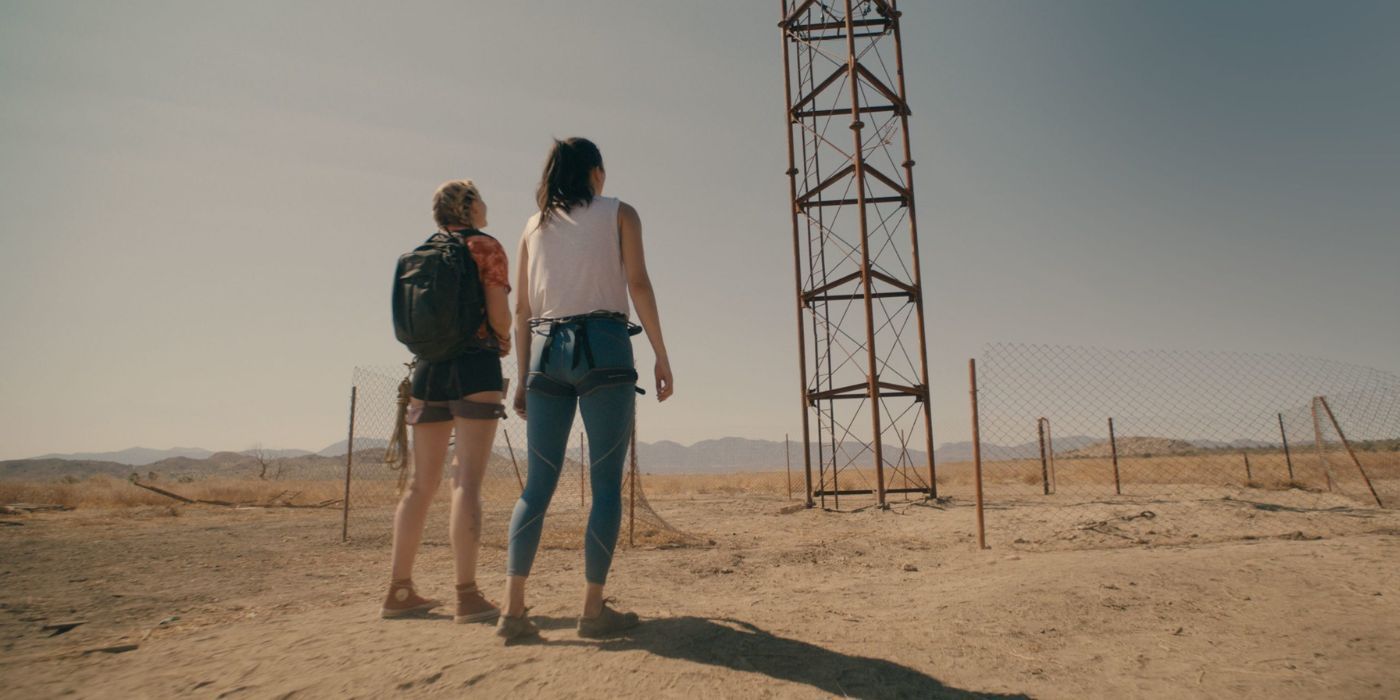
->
<box><xmin>0</xmin><ymin>476</ymin><xmax>346</xmax><ymax>509</ymax></box>
<box><xmin>641</xmin><ymin>471</ymin><xmax>798</xmax><ymax>498</ymax></box>
<box><xmin>651</xmin><ymin>449</ymin><xmax>1400</xmax><ymax>510</ymax></box>
<box><xmin>7</xmin><ymin>448</ymin><xmax>1397</xmax><ymax>512</ymax></box>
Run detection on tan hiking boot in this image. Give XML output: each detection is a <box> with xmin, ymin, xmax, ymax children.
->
<box><xmin>495</xmin><ymin>613</ymin><xmax>540</xmax><ymax>643</ymax></box>
<box><xmin>454</xmin><ymin>583</ymin><xmax>500</xmax><ymax>624</ymax></box>
<box><xmin>577</xmin><ymin>600</ymin><xmax>639</xmax><ymax>639</ymax></box>
<box><xmin>380</xmin><ymin>579</ymin><xmax>440</xmax><ymax>618</ymax></box>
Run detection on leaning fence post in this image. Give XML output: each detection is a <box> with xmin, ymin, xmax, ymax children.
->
<box><xmin>501</xmin><ymin>377</ymin><xmax>523</xmax><ymax>493</ymax></box>
<box><xmin>503</xmin><ymin>427</ymin><xmax>524</xmax><ymax>493</ymax></box>
<box><xmin>1108</xmin><ymin>417</ymin><xmax>1122</xmax><ymax>496</ymax></box>
<box><xmin>1242</xmin><ymin>451</ymin><xmax>1253</xmax><ymax>485</ymax></box>
<box><xmin>1278</xmin><ymin>413</ymin><xmax>1295</xmax><ymax>482</ymax></box>
<box><xmin>1317</xmin><ymin>396</ymin><xmax>1385</xmax><ymax>508</ymax></box>
<box><xmin>969</xmin><ymin>359</ymin><xmax>987</xmax><ymax>550</ymax></box>
<box><xmin>341</xmin><ymin>385</ymin><xmax>357</xmax><ymax>542</ymax></box>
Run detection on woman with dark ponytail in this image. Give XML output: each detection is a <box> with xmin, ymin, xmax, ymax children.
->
<box><xmin>497</xmin><ymin>137</ymin><xmax>674</xmax><ymax>642</ymax></box>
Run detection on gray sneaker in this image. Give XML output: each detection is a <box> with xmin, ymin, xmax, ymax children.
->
<box><xmin>495</xmin><ymin>613</ymin><xmax>539</xmax><ymax>643</ymax></box>
<box><xmin>577</xmin><ymin>602</ymin><xmax>640</xmax><ymax>639</ymax></box>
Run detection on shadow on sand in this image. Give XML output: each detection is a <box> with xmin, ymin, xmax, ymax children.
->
<box><xmin>534</xmin><ymin>615</ymin><xmax>1029</xmax><ymax>699</ymax></box>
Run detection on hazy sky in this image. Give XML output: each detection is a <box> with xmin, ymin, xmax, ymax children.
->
<box><xmin>2</xmin><ymin>1</ymin><xmax>1397</xmax><ymax>459</ymax></box>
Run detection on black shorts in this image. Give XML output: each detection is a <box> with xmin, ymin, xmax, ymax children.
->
<box><xmin>410</xmin><ymin>350</ymin><xmax>504</xmax><ymax>401</ymax></box>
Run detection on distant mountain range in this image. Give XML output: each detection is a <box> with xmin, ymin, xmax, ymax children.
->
<box><xmin>316</xmin><ymin>439</ymin><xmax>390</xmax><ymax>457</ymax></box>
<box><xmin>7</xmin><ymin>434</ymin><xmax>1302</xmax><ymax>480</ymax></box>
<box><xmin>34</xmin><ymin>446</ymin><xmax>218</xmax><ymax>466</ymax></box>
<box><xmin>19</xmin><ymin>437</ymin><xmax>1027</xmax><ymax>472</ymax></box>
<box><xmin>0</xmin><ymin>450</ymin><xmax>378</xmax><ymax>482</ymax></box>
<box><xmin>33</xmin><ymin>444</ymin><xmax>347</xmax><ymax>466</ymax></box>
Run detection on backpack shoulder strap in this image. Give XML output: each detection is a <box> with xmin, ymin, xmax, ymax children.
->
<box><xmin>430</xmin><ymin>229</ymin><xmax>491</xmax><ymax>246</ymax></box>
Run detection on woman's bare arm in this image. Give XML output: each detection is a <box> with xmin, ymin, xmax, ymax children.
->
<box><xmin>484</xmin><ymin>287</ymin><xmax>511</xmax><ymax>356</ymax></box>
<box><xmin>619</xmin><ymin>202</ymin><xmax>673</xmax><ymax>401</ymax></box>
<box><xmin>512</xmin><ymin>236</ymin><xmax>533</xmax><ymax>416</ymax></box>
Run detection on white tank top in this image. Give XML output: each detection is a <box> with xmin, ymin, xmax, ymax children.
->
<box><xmin>522</xmin><ymin>196</ymin><xmax>631</xmax><ymax>319</ymax></box>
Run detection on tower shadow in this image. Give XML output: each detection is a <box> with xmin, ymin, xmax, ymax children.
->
<box><xmin>547</xmin><ymin>615</ymin><xmax>1030</xmax><ymax>699</ymax></box>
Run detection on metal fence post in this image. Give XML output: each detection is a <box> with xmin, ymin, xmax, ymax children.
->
<box><xmin>1242</xmin><ymin>451</ymin><xmax>1253</xmax><ymax>484</ymax></box>
<box><xmin>1278</xmin><ymin>412</ymin><xmax>1295</xmax><ymax>482</ymax></box>
<box><xmin>1317</xmin><ymin>396</ymin><xmax>1384</xmax><ymax>508</ymax></box>
<box><xmin>504</xmin><ymin>427</ymin><xmax>524</xmax><ymax>493</ymax></box>
<box><xmin>341</xmin><ymin>385</ymin><xmax>357</xmax><ymax>542</ymax></box>
<box><xmin>1037</xmin><ymin>418</ymin><xmax>1050</xmax><ymax>496</ymax></box>
<box><xmin>1108</xmin><ymin>417</ymin><xmax>1122</xmax><ymax>496</ymax></box>
<box><xmin>785</xmin><ymin>433</ymin><xmax>793</xmax><ymax>501</ymax></box>
<box><xmin>1311</xmin><ymin>397</ymin><xmax>1335</xmax><ymax>492</ymax></box>
<box><xmin>970</xmin><ymin>359</ymin><xmax>987</xmax><ymax>550</ymax></box>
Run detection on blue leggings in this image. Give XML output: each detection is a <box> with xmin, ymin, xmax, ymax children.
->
<box><xmin>507</xmin><ymin>317</ymin><xmax>637</xmax><ymax>585</ymax></box>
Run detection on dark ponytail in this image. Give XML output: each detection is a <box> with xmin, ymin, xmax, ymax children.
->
<box><xmin>535</xmin><ymin>137</ymin><xmax>603</xmax><ymax>227</ymax></box>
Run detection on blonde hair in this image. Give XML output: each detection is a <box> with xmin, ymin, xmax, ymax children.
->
<box><xmin>432</xmin><ymin>180</ymin><xmax>480</xmax><ymax>230</ymax></box>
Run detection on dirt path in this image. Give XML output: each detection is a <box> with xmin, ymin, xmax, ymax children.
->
<box><xmin>2</xmin><ymin>497</ymin><xmax>1398</xmax><ymax>698</ymax></box>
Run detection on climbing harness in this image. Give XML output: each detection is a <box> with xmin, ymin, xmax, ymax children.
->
<box><xmin>527</xmin><ymin>311</ymin><xmax>646</xmax><ymax>397</ymax></box>
<box><xmin>383</xmin><ymin>360</ymin><xmax>510</xmax><ymax>495</ymax></box>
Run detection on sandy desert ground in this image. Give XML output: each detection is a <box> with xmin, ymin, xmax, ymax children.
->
<box><xmin>2</xmin><ymin>492</ymin><xmax>1399</xmax><ymax>699</ymax></box>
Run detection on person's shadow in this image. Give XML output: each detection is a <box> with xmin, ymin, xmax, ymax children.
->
<box><xmin>534</xmin><ymin>615</ymin><xmax>1030</xmax><ymax>699</ymax></box>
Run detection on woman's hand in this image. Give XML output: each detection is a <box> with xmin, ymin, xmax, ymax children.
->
<box><xmin>496</xmin><ymin>331</ymin><xmax>512</xmax><ymax>358</ymax></box>
<box><xmin>513</xmin><ymin>384</ymin><xmax>528</xmax><ymax>419</ymax></box>
<box><xmin>654</xmin><ymin>356</ymin><xmax>674</xmax><ymax>402</ymax></box>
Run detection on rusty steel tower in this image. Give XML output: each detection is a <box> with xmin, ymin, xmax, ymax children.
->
<box><xmin>779</xmin><ymin>0</ymin><xmax>935</xmax><ymax>508</ymax></box>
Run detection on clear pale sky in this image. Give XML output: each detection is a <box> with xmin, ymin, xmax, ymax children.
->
<box><xmin>2</xmin><ymin>1</ymin><xmax>1397</xmax><ymax>459</ymax></box>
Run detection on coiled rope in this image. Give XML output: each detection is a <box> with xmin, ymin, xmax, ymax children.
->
<box><xmin>383</xmin><ymin>362</ymin><xmax>414</xmax><ymax>493</ymax></box>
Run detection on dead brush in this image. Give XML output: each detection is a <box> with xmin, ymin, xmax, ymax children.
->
<box><xmin>0</xmin><ymin>476</ymin><xmax>345</xmax><ymax>510</ymax></box>
<box><xmin>0</xmin><ymin>475</ymin><xmax>166</xmax><ymax>509</ymax></box>
<box><xmin>113</xmin><ymin>504</ymin><xmax>183</xmax><ymax>519</ymax></box>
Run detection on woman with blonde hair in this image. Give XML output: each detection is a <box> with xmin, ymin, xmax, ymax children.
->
<box><xmin>497</xmin><ymin>138</ymin><xmax>674</xmax><ymax>641</ymax></box>
<box><xmin>383</xmin><ymin>180</ymin><xmax>512</xmax><ymax>624</ymax></box>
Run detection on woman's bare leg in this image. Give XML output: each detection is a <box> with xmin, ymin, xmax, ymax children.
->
<box><xmin>583</xmin><ymin>583</ymin><xmax>605</xmax><ymax>618</ymax></box>
<box><xmin>505</xmin><ymin>575</ymin><xmax>528</xmax><ymax>617</ymax></box>
<box><xmin>389</xmin><ymin>407</ymin><xmax>449</xmax><ymax>581</ymax></box>
<box><xmin>450</xmin><ymin>390</ymin><xmax>501</xmax><ymax>587</ymax></box>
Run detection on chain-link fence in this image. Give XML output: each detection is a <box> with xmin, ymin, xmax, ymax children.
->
<box><xmin>339</xmin><ymin>363</ymin><xmax>697</xmax><ymax>549</ymax></box>
<box><xmin>958</xmin><ymin>344</ymin><xmax>1398</xmax><ymax>549</ymax></box>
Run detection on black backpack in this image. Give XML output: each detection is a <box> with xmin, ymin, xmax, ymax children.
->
<box><xmin>391</xmin><ymin>231</ymin><xmax>489</xmax><ymax>362</ymax></box>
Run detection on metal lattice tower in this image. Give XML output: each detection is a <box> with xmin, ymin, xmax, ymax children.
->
<box><xmin>779</xmin><ymin>0</ymin><xmax>935</xmax><ymax>508</ymax></box>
